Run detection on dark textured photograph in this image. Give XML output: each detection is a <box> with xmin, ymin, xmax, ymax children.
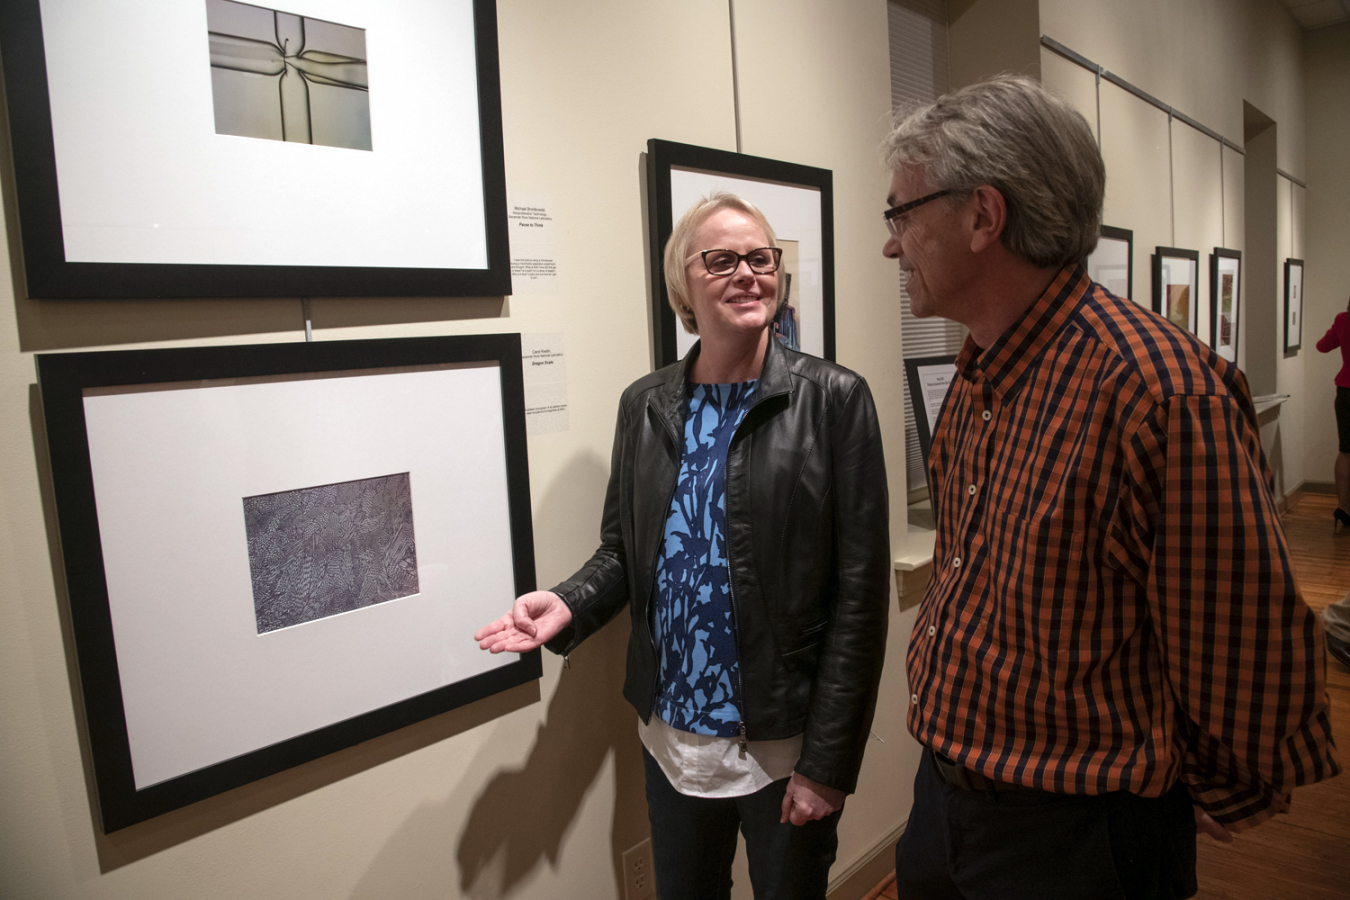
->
<box><xmin>244</xmin><ymin>472</ymin><xmax>418</xmax><ymax>633</ymax></box>
<box><xmin>206</xmin><ymin>0</ymin><xmax>372</xmax><ymax>150</ymax></box>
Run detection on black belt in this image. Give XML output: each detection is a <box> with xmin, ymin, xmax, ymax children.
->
<box><xmin>931</xmin><ymin>751</ymin><xmax>1040</xmax><ymax>794</ymax></box>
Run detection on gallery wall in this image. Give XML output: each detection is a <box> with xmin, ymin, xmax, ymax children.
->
<box><xmin>1303</xmin><ymin>21</ymin><xmax>1350</xmax><ymax>491</ymax></box>
<box><xmin>1037</xmin><ymin>0</ymin><xmax>1311</xmax><ymax>498</ymax></box>
<box><xmin>947</xmin><ymin>0</ymin><xmax>1041</xmax><ymax>87</ymax></box>
<box><xmin>1039</xmin><ymin>0</ymin><xmax>1306</xmax><ymax>171</ymax></box>
<box><xmin>0</xmin><ymin>1</ymin><xmax>1336</xmax><ymax>898</ymax></box>
<box><xmin>1275</xmin><ymin>169</ymin><xmax>1309</xmax><ymax>497</ymax></box>
<box><xmin>0</xmin><ymin>2</ymin><xmax>919</xmax><ymax>899</ymax></box>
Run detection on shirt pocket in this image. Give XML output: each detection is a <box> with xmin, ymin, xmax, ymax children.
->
<box><xmin>988</xmin><ymin>510</ymin><xmax>1091</xmax><ymax>654</ymax></box>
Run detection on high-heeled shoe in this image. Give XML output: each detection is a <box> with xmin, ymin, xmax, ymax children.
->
<box><xmin>1335</xmin><ymin>508</ymin><xmax>1350</xmax><ymax>530</ymax></box>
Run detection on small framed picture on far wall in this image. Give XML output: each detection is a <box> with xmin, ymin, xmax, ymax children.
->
<box><xmin>1087</xmin><ymin>225</ymin><xmax>1133</xmax><ymax>301</ymax></box>
<box><xmin>1152</xmin><ymin>247</ymin><xmax>1200</xmax><ymax>336</ymax></box>
<box><xmin>1209</xmin><ymin>248</ymin><xmax>1241</xmax><ymax>362</ymax></box>
<box><xmin>1285</xmin><ymin>258</ymin><xmax>1304</xmax><ymax>355</ymax></box>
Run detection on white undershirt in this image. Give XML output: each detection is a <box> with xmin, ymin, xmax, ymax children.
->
<box><xmin>638</xmin><ymin>715</ymin><xmax>803</xmax><ymax>798</ymax></box>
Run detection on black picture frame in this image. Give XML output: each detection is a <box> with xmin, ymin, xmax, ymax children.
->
<box><xmin>0</xmin><ymin>0</ymin><xmax>511</xmax><ymax>299</ymax></box>
<box><xmin>38</xmin><ymin>334</ymin><xmax>538</xmax><ymax>831</ymax></box>
<box><xmin>645</xmin><ymin>139</ymin><xmax>835</xmax><ymax>369</ymax></box>
<box><xmin>1151</xmin><ymin>247</ymin><xmax>1200</xmax><ymax>336</ymax></box>
<box><xmin>1284</xmin><ymin>258</ymin><xmax>1304</xmax><ymax>355</ymax></box>
<box><xmin>1209</xmin><ymin>248</ymin><xmax>1241</xmax><ymax>361</ymax></box>
<box><xmin>1087</xmin><ymin>225</ymin><xmax>1133</xmax><ymax>300</ymax></box>
<box><xmin>904</xmin><ymin>354</ymin><xmax>958</xmax><ymax>471</ymax></box>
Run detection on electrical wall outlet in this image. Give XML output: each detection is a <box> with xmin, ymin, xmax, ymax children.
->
<box><xmin>622</xmin><ymin>837</ymin><xmax>656</xmax><ymax>900</ymax></box>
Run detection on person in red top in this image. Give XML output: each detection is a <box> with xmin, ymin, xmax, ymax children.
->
<box><xmin>1315</xmin><ymin>299</ymin><xmax>1350</xmax><ymax>527</ymax></box>
<box><xmin>881</xmin><ymin>75</ymin><xmax>1339</xmax><ymax>900</ymax></box>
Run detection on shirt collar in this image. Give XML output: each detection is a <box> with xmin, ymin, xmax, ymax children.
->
<box><xmin>954</xmin><ymin>264</ymin><xmax>1090</xmax><ymax>400</ymax></box>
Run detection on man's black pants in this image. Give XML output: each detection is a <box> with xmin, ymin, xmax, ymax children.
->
<box><xmin>893</xmin><ymin>748</ymin><xmax>1197</xmax><ymax>899</ymax></box>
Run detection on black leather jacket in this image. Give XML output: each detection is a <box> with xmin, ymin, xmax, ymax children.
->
<box><xmin>545</xmin><ymin>337</ymin><xmax>890</xmax><ymax>793</ymax></box>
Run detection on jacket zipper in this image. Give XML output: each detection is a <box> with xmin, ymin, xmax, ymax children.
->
<box><xmin>723</xmin><ymin>389</ymin><xmax>787</xmax><ymax>756</ymax></box>
<box><xmin>726</xmin><ymin>564</ymin><xmax>750</xmax><ymax>755</ymax></box>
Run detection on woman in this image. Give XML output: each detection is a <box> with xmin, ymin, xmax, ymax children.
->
<box><xmin>1316</xmin><ymin>296</ymin><xmax>1350</xmax><ymax>529</ymax></box>
<box><xmin>475</xmin><ymin>193</ymin><xmax>890</xmax><ymax>899</ymax></box>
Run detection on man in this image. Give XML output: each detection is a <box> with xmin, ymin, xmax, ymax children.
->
<box><xmin>883</xmin><ymin>76</ymin><xmax>1339</xmax><ymax>899</ymax></box>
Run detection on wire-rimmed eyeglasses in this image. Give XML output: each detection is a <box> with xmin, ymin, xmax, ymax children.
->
<box><xmin>883</xmin><ymin>189</ymin><xmax>952</xmax><ymax>237</ymax></box>
<box><xmin>686</xmin><ymin>247</ymin><xmax>783</xmax><ymax>276</ymax></box>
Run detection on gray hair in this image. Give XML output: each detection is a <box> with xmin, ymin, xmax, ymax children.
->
<box><xmin>883</xmin><ymin>75</ymin><xmax>1104</xmax><ymax>268</ymax></box>
<box><xmin>663</xmin><ymin>192</ymin><xmax>778</xmax><ymax>335</ymax></box>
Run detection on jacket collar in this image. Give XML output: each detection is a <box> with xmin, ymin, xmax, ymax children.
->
<box><xmin>653</xmin><ymin>332</ymin><xmax>794</xmax><ymax>435</ymax></box>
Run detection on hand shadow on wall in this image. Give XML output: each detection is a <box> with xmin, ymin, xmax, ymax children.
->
<box><xmin>348</xmin><ymin>452</ymin><xmax>649</xmax><ymax>899</ymax></box>
<box><xmin>457</xmin><ymin>613</ymin><xmax>648</xmax><ymax>897</ymax></box>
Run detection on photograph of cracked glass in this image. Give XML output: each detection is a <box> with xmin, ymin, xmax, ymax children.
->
<box><xmin>206</xmin><ymin>0</ymin><xmax>372</xmax><ymax>150</ymax></box>
<box><xmin>244</xmin><ymin>472</ymin><xmax>418</xmax><ymax>634</ymax></box>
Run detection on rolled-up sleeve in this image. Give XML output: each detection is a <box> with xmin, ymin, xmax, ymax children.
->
<box><xmin>1135</xmin><ymin>393</ymin><xmax>1340</xmax><ymax>830</ymax></box>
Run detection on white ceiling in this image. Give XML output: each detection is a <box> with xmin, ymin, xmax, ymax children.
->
<box><xmin>1282</xmin><ymin>0</ymin><xmax>1350</xmax><ymax>29</ymax></box>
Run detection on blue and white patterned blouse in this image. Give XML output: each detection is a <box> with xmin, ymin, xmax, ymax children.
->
<box><xmin>651</xmin><ymin>380</ymin><xmax>757</xmax><ymax>737</ymax></box>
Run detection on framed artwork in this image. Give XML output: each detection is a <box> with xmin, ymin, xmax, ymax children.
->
<box><xmin>1285</xmin><ymin>258</ymin><xmax>1304</xmax><ymax>355</ymax></box>
<box><xmin>646</xmin><ymin>139</ymin><xmax>835</xmax><ymax>369</ymax></box>
<box><xmin>1086</xmin><ymin>225</ymin><xmax>1133</xmax><ymax>301</ymax></box>
<box><xmin>1152</xmin><ymin>247</ymin><xmax>1199</xmax><ymax>336</ymax></box>
<box><xmin>1209</xmin><ymin>248</ymin><xmax>1241</xmax><ymax>362</ymax></box>
<box><xmin>904</xmin><ymin>354</ymin><xmax>958</xmax><ymax>471</ymax></box>
<box><xmin>0</xmin><ymin>0</ymin><xmax>511</xmax><ymax>299</ymax></box>
<box><xmin>37</xmin><ymin>334</ymin><xmax>538</xmax><ymax>831</ymax></box>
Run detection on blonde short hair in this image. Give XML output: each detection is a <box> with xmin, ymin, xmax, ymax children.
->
<box><xmin>663</xmin><ymin>192</ymin><xmax>778</xmax><ymax>335</ymax></box>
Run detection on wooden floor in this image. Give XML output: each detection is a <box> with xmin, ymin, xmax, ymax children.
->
<box><xmin>864</xmin><ymin>492</ymin><xmax>1349</xmax><ymax>900</ymax></box>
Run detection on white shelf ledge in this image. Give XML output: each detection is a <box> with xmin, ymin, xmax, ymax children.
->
<box><xmin>894</xmin><ymin>527</ymin><xmax>936</xmax><ymax>572</ymax></box>
<box><xmin>1253</xmin><ymin>393</ymin><xmax>1291</xmax><ymax>414</ymax></box>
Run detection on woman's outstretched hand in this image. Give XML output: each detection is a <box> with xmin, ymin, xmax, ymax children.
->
<box><xmin>474</xmin><ymin>591</ymin><xmax>573</xmax><ymax>653</ymax></box>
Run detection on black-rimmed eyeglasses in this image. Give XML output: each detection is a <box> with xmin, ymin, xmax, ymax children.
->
<box><xmin>883</xmin><ymin>189</ymin><xmax>952</xmax><ymax>237</ymax></box>
<box><xmin>686</xmin><ymin>247</ymin><xmax>783</xmax><ymax>276</ymax></box>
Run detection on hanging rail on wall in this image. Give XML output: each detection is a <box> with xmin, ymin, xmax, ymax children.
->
<box><xmin>1040</xmin><ymin>36</ymin><xmax>1245</xmax><ymax>157</ymax></box>
<box><xmin>1276</xmin><ymin>168</ymin><xmax>1307</xmax><ymax>189</ymax></box>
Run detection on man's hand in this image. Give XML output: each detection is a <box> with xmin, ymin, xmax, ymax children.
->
<box><xmin>1194</xmin><ymin>806</ymin><xmax>1234</xmax><ymax>843</ymax></box>
<box><xmin>474</xmin><ymin>591</ymin><xmax>573</xmax><ymax>653</ymax></box>
<box><xmin>780</xmin><ymin>772</ymin><xmax>846</xmax><ymax>826</ymax></box>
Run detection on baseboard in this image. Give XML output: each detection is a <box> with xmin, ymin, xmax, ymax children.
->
<box><xmin>1281</xmin><ymin>481</ymin><xmax>1336</xmax><ymax>515</ymax></box>
<box><xmin>827</xmin><ymin>819</ymin><xmax>906</xmax><ymax>900</ymax></box>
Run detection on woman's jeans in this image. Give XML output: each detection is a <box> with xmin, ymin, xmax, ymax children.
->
<box><xmin>643</xmin><ymin>748</ymin><xmax>841</xmax><ymax>900</ymax></box>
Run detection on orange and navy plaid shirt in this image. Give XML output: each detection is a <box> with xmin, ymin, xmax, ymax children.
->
<box><xmin>907</xmin><ymin>265</ymin><xmax>1339</xmax><ymax>830</ymax></box>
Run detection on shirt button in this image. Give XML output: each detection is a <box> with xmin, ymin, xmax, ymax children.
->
<box><xmin>927</xmin><ymin>625</ymin><xmax>937</xmax><ymax>636</ymax></box>
<box><xmin>968</xmin><ymin>484</ymin><xmax>977</xmax><ymax>495</ymax></box>
<box><xmin>953</xmin><ymin>557</ymin><xmax>962</xmax><ymax>569</ymax></box>
<box><xmin>981</xmin><ymin>410</ymin><xmax>992</xmax><ymax>422</ymax></box>
<box><xmin>911</xmin><ymin>693</ymin><xmax>919</xmax><ymax>704</ymax></box>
